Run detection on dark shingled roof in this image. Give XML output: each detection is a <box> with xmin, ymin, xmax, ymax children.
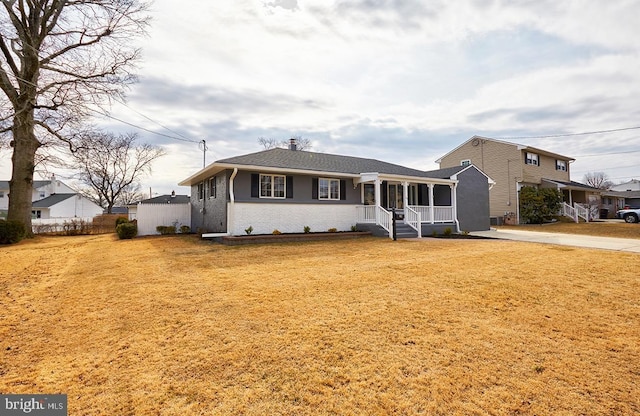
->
<box><xmin>140</xmin><ymin>194</ymin><xmax>190</xmax><ymax>204</ymax></box>
<box><xmin>543</xmin><ymin>179</ymin><xmax>601</xmax><ymax>191</ymax></box>
<box><xmin>218</xmin><ymin>148</ymin><xmax>466</xmax><ymax>178</ymax></box>
<box><xmin>31</xmin><ymin>193</ymin><xmax>76</xmax><ymax>208</ymax></box>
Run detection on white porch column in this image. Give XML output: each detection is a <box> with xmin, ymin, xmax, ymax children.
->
<box><xmin>402</xmin><ymin>181</ymin><xmax>409</xmax><ymax>220</ymax></box>
<box><xmin>451</xmin><ymin>183</ymin><xmax>460</xmax><ymax>233</ymax></box>
<box><xmin>428</xmin><ymin>184</ymin><xmax>435</xmax><ymax>224</ymax></box>
<box><xmin>374</xmin><ymin>178</ymin><xmax>381</xmax><ymax>224</ymax></box>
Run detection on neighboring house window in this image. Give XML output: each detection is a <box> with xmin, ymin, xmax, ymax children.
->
<box><xmin>39</xmin><ymin>191</ymin><xmax>46</xmax><ymax>198</ymax></box>
<box><xmin>461</xmin><ymin>159</ymin><xmax>471</xmax><ymax>167</ymax></box>
<box><xmin>209</xmin><ymin>177</ymin><xmax>216</xmax><ymax>198</ymax></box>
<box><xmin>319</xmin><ymin>178</ymin><xmax>340</xmax><ymax>200</ymax></box>
<box><xmin>197</xmin><ymin>182</ymin><xmax>204</xmax><ymax>200</ymax></box>
<box><xmin>260</xmin><ymin>174</ymin><xmax>286</xmax><ymax>198</ymax></box>
<box><xmin>525</xmin><ymin>152</ymin><xmax>539</xmax><ymax>166</ymax></box>
<box><xmin>0</xmin><ymin>191</ymin><xmax>4</xmax><ymax>198</ymax></box>
<box><xmin>31</xmin><ymin>210</ymin><xmax>41</xmax><ymax>219</ymax></box>
<box><xmin>556</xmin><ymin>160</ymin><xmax>567</xmax><ymax>171</ymax></box>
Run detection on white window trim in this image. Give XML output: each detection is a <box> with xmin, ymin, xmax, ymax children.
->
<box><xmin>260</xmin><ymin>174</ymin><xmax>286</xmax><ymax>199</ymax></box>
<box><xmin>526</xmin><ymin>152</ymin><xmax>539</xmax><ymax>166</ymax></box>
<box><xmin>319</xmin><ymin>178</ymin><xmax>340</xmax><ymax>200</ymax></box>
<box><xmin>556</xmin><ymin>160</ymin><xmax>567</xmax><ymax>171</ymax></box>
<box><xmin>461</xmin><ymin>159</ymin><xmax>471</xmax><ymax>167</ymax></box>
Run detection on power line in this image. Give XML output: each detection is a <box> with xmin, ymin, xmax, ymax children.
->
<box><xmin>499</xmin><ymin>126</ymin><xmax>640</xmax><ymax>140</ymax></box>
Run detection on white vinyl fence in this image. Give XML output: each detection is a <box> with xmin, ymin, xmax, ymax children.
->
<box><xmin>136</xmin><ymin>203</ymin><xmax>191</xmax><ymax>236</ymax></box>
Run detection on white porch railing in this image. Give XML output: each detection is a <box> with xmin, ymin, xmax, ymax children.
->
<box><xmin>377</xmin><ymin>206</ymin><xmax>392</xmax><ymax>237</ymax></box>
<box><xmin>562</xmin><ymin>202</ymin><xmax>594</xmax><ymax>223</ymax></box>
<box><xmin>405</xmin><ymin>206</ymin><xmax>422</xmax><ymax>238</ymax></box>
<box><xmin>409</xmin><ymin>205</ymin><xmax>431</xmax><ymax>223</ymax></box>
<box><xmin>408</xmin><ymin>205</ymin><xmax>455</xmax><ymax>223</ymax></box>
<box><xmin>355</xmin><ymin>205</ymin><xmax>392</xmax><ymax>239</ymax></box>
<box><xmin>356</xmin><ymin>205</ymin><xmax>377</xmax><ymax>223</ymax></box>
<box><xmin>433</xmin><ymin>206</ymin><xmax>454</xmax><ymax>223</ymax></box>
<box><xmin>562</xmin><ymin>202</ymin><xmax>578</xmax><ymax>222</ymax></box>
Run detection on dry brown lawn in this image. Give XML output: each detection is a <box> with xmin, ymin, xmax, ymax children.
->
<box><xmin>1</xmin><ymin>234</ymin><xmax>639</xmax><ymax>415</ymax></box>
<box><xmin>498</xmin><ymin>220</ymin><xmax>640</xmax><ymax>239</ymax></box>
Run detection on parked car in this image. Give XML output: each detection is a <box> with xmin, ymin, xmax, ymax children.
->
<box><xmin>616</xmin><ymin>207</ymin><xmax>640</xmax><ymax>223</ymax></box>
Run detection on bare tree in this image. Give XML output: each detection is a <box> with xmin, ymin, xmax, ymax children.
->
<box><xmin>69</xmin><ymin>132</ymin><xmax>165</xmax><ymax>214</ymax></box>
<box><xmin>0</xmin><ymin>0</ymin><xmax>149</xmax><ymax>231</ymax></box>
<box><xmin>258</xmin><ymin>135</ymin><xmax>312</xmax><ymax>150</ymax></box>
<box><xmin>583</xmin><ymin>172</ymin><xmax>613</xmax><ymax>190</ymax></box>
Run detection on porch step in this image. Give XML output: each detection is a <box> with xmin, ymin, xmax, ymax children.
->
<box><xmin>393</xmin><ymin>223</ymin><xmax>418</xmax><ymax>239</ymax></box>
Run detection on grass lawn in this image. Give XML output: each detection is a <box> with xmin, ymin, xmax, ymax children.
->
<box><xmin>1</xmin><ymin>234</ymin><xmax>639</xmax><ymax>415</ymax></box>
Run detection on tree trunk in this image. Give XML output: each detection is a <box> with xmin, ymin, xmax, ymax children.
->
<box><xmin>7</xmin><ymin>110</ymin><xmax>40</xmax><ymax>236</ymax></box>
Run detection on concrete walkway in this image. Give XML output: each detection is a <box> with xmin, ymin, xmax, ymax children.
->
<box><xmin>470</xmin><ymin>228</ymin><xmax>640</xmax><ymax>253</ymax></box>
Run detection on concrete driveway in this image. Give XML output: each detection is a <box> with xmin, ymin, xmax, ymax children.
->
<box><xmin>470</xmin><ymin>228</ymin><xmax>640</xmax><ymax>253</ymax></box>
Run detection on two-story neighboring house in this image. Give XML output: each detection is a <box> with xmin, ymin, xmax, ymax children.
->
<box><xmin>0</xmin><ymin>175</ymin><xmax>102</xmax><ymax>219</ymax></box>
<box><xmin>437</xmin><ymin>136</ymin><xmax>600</xmax><ymax>224</ymax></box>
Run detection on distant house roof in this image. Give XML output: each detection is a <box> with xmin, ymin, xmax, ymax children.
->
<box><xmin>139</xmin><ymin>194</ymin><xmax>190</xmax><ymax>204</ymax></box>
<box><xmin>0</xmin><ymin>179</ymin><xmax>67</xmax><ymax>190</ymax></box>
<box><xmin>31</xmin><ymin>193</ymin><xmax>76</xmax><ymax>208</ymax></box>
<box><xmin>602</xmin><ymin>190</ymin><xmax>640</xmax><ymax>199</ymax></box>
<box><xmin>435</xmin><ymin>135</ymin><xmax>575</xmax><ymax>164</ymax></box>
<box><xmin>109</xmin><ymin>206</ymin><xmax>129</xmax><ymax>214</ymax></box>
<box><xmin>542</xmin><ymin>179</ymin><xmax>601</xmax><ymax>192</ymax></box>
<box><xmin>180</xmin><ymin>148</ymin><xmax>473</xmax><ymax>186</ymax></box>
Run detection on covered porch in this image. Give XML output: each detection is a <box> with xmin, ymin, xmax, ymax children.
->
<box><xmin>354</xmin><ymin>173</ymin><xmax>459</xmax><ymax>238</ymax></box>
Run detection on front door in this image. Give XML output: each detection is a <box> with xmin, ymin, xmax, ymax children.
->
<box><xmin>388</xmin><ymin>183</ymin><xmax>403</xmax><ymax>210</ymax></box>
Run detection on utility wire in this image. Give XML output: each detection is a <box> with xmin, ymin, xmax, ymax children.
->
<box><xmin>499</xmin><ymin>126</ymin><xmax>640</xmax><ymax>140</ymax></box>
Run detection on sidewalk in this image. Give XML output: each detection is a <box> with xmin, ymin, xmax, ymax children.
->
<box><xmin>470</xmin><ymin>228</ymin><xmax>640</xmax><ymax>253</ymax></box>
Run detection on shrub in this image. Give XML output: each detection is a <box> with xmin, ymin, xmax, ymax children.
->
<box><xmin>519</xmin><ymin>186</ymin><xmax>563</xmax><ymax>224</ymax></box>
<box><xmin>156</xmin><ymin>225</ymin><xmax>176</xmax><ymax>235</ymax></box>
<box><xmin>443</xmin><ymin>227</ymin><xmax>452</xmax><ymax>236</ymax></box>
<box><xmin>116</xmin><ymin>222</ymin><xmax>137</xmax><ymax>239</ymax></box>
<box><xmin>328</xmin><ymin>228</ymin><xmax>337</xmax><ymax>233</ymax></box>
<box><xmin>179</xmin><ymin>225</ymin><xmax>191</xmax><ymax>234</ymax></box>
<box><xmin>350</xmin><ymin>225</ymin><xmax>357</xmax><ymax>232</ymax></box>
<box><xmin>0</xmin><ymin>219</ymin><xmax>26</xmax><ymax>244</ymax></box>
<box><xmin>303</xmin><ymin>226</ymin><xmax>311</xmax><ymax>234</ymax></box>
<box><xmin>115</xmin><ymin>216</ymin><xmax>129</xmax><ymax>227</ymax></box>
<box><xmin>63</xmin><ymin>219</ymin><xmax>92</xmax><ymax>236</ymax></box>
<box><xmin>245</xmin><ymin>226</ymin><xmax>253</xmax><ymax>235</ymax></box>
<box><xmin>272</xmin><ymin>229</ymin><xmax>282</xmax><ymax>235</ymax></box>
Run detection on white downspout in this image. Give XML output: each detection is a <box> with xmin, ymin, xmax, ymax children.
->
<box><xmin>452</xmin><ymin>183</ymin><xmax>461</xmax><ymax>233</ymax></box>
<box><xmin>227</xmin><ymin>168</ymin><xmax>238</xmax><ymax>235</ymax></box>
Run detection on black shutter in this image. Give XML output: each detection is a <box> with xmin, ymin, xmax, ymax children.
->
<box><xmin>251</xmin><ymin>174</ymin><xmax>259</xmax><ymax>198</ymax></box>
<box><xmin>340</xmin><ymin>179</ymin><xmax>346</xmax><ymax>200</ymax></box>
<box><xmin>312</xmin><ymin>178</ymin><xmax>318</xmax><ymax>199</ymax></box>
<box><xmin>286</xmin><ymin>176</ymin><xmax>293</xmax><ymax>199</ymax></box>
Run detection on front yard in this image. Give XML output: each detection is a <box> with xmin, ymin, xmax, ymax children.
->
<box><xmin>1</xmin><ymin>235</ymin><xmax>639</xmax><ymax>414</ymax></box>
<box><xmin>499</xmin><ymin>219</ymin><xmax>640</xmax><ymax>239</ymax></box>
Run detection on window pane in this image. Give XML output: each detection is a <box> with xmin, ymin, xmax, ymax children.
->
<box><xmin>330</xmin><ymin>180</ymin><xmax>339</xmax><ymax>199</ymax></box>
<box><xmin>319</xmin><ymin>179</ymin><xmax>329</xmax><ymax>199</ymax></box>
<box><xmin>274</xmin><ymin>176</ymin><xmax>285</xmax><ymax>198</ymax></box>
<box><xmin>260</xmin><ymin>175</ymin><xmax>272</xmax><ymax>197</ymax></box>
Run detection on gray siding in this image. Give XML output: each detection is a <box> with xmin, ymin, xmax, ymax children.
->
<box><xmin>233</xmin><ymin>171</ymin><xmax>361</xmax><ymax>204</ymax></box>
<box><xmin>190</xmin><ymin>171</ymin><xmax>229</xmax><ymax>233</ymax></box>
<box><xmin>456</xmin><ymin>168</ymin><xmax>490</xmax><ymax>231</ymax></box>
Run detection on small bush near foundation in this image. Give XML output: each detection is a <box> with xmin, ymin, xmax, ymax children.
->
<box><xmin>116</xmin><ymin>222</ymin><xmax>137</xmax><ymax>239</ymax></box>
<box><xmin>0</xmin><ymin>219</ymin><xmax>26</xmax><ymax>244</ymax></box>
<box><xmin>156</xmin><ymin>225</ymin><xmax>176</xmax><ymax>235</ymax></box>
<box><xmin>351</xmin><ymin>225</ymin><xmax>357</xmax><ymax>232</ymax></box>
<box><xmin>272</xmin><ymin>229</ymin><xmax>282</xmax><ymax>235</ymax></box>
<box><xmin>443</xmin><ymin>227</ymin><xmax>452</xmax><ymax>236</ymax></box>
<box><xmin>328</xmin><ymin>228</ymin><xmax>337</xmax><ymax>233</ymax></box>
<box><xmin>245</xmin><ymin>226</ymin><xmax>253</xmax><ymax>235</ymax></box>
<box><xmin>303</xmin><ymin>226</ymin><xmax>311</xmax><ymax>234</ymax></box>
<box><xmin>179</xmin><ymin>225</ymin><xmax>191</xmax><ymax>234</ymax></box>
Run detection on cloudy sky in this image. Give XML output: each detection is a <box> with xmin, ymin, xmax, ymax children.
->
<box><xmin>4</xmin><ymin>0</ymin><xmax>640</xmax><ymax>195</ymax></box>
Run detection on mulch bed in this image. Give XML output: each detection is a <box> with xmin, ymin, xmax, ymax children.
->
<box><xmin>218</xmin><ymin>231</ymin><xmax>372</xmax><ymax>245</ymax></box>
